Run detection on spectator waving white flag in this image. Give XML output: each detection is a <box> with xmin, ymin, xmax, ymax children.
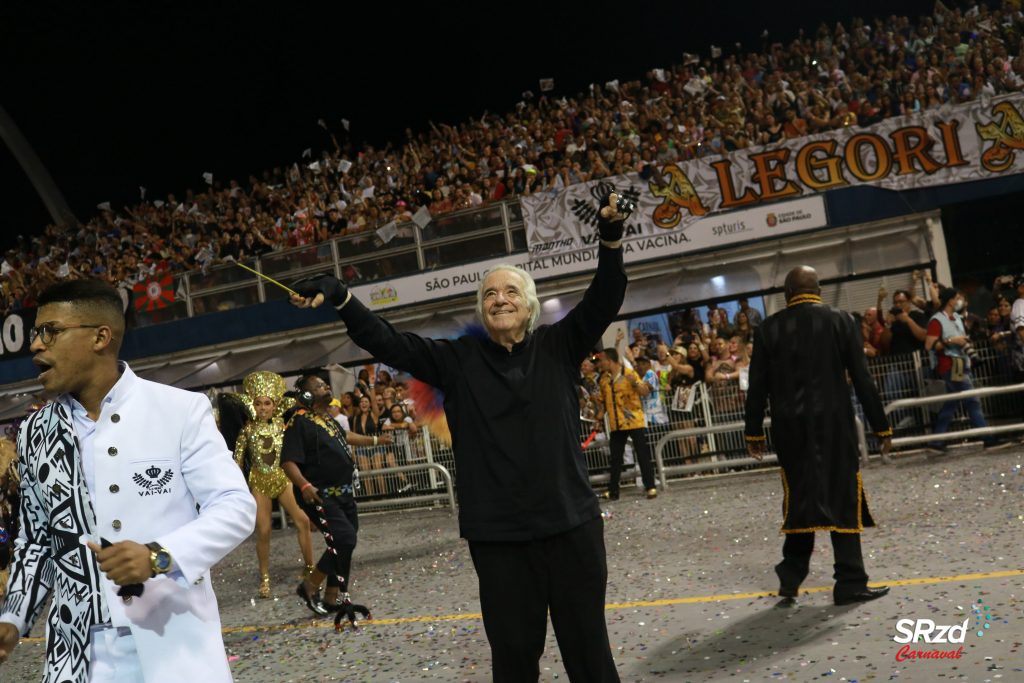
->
<box><xmin>337</xmin><ymin>158</ymin><xmax>352</xmax><ymax>174</ymax></box>
<box><xmin>376</xmin><ymin>220</ymin><xmax>398</xmax><ymax>244</ymax></box>
<box><xmin>412</xmin><ymin>205</ymin><xmax>432</xmax><ymax>229</ymax></box>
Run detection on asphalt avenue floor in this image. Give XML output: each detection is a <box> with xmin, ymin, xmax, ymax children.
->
<box><xmin>6</xmin><ymin>445</ymin><xmax>1023</xmax><ymax>682</ymax></box>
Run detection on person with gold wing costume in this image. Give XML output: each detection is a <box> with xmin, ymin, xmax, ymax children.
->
<box><xmin>232</xmin><ymin>371</ymin><xmax>315</xmax><ymax>598</ymax></box>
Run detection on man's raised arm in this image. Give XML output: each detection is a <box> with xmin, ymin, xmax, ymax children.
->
<box><xmin>289</xmin><ymin>274</ymin><xmax>452</xmax><ymax>389</ymax></box>
<box><xmin>549</xmin><ymin>192</ymin><xmax>633</xmax><ymax>362</ymax></box>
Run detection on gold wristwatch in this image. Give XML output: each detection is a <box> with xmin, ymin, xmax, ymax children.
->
<box><xmin>147</xmin><ymin>542</ymin><xmax>172</xmax><ymax>577</ymax></box>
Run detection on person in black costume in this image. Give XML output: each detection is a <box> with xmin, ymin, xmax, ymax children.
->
<box><xmin>745</xmin><ymin>266</ymin><xmax>893</xmax><ymax>608</ymax></box>
<box><xmin>280</xmin><ymin>373</ymin><xmax>391</xmax><ymax>628</ymax></box>
<box><xmin>289</xmin><ymin>193</ymin><xmax>633</xmax><ymax>682</ymax></box>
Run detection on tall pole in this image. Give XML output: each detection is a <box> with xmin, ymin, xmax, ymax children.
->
<box><xmin>0</xmin><ymin>105</ymin><xmax>79</xmax><ymax>227</ymax></box>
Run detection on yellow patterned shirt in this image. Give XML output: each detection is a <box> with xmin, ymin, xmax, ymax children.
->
<box><xmin>598</xmin><ymin>368</ymin><xmax>647</xmax><ymax>431</ymax></box>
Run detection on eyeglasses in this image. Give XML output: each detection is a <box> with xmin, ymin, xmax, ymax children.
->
<box><xmin>29</xmin><ymin>323</ymin><xmax>103</xmax><ymax>346</ymax></box>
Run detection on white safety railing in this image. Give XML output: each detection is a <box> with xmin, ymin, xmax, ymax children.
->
<box><xmin>651</xmin><ymin>416</ymin><xmax>869</xmax><ymax>489</ymax></box>
<box><xmin>883</xmin><ymin>382</ymin><xmax>1024</xmax><ymax>448</ymax></box>
<box><xmin>355</xmin><ymin>462</ymin><xmax>456</xmax><ymax>514</ymax></box>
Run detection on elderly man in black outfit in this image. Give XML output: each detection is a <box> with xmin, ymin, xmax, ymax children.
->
<box><xmin>291</xmin><ymin>194</ymin><xmax>631</xmax><ymax>682</ymax></box>
<box><xmin>745</xmin><ymin>266</ymin><xmax>893</xmax><ymax>608</ymax></box>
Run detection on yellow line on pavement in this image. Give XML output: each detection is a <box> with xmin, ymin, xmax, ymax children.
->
<box><xmin>19</xmin><ymin>568</ymin><xmax>1024</xmax><ymax>642</ymax></box>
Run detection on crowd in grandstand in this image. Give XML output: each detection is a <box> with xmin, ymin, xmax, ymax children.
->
<box><xmin>2</xmin><ymin>1</ymin><xmax>1022</xmax><ymax>315</ymax></box>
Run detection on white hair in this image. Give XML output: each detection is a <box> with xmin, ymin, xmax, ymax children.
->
<box><xmin>476</xmin><ymin>264</ymin><xmax>541</xmax><ymax>332</ymax></box>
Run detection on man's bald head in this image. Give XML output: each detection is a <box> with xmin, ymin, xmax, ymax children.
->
<box><xmin>784</xmin><ymin>266</ymin><xmax>820</xmax><ymax>301</ymax></box>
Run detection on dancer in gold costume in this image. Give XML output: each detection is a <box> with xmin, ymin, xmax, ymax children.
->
<box><xmin>234</xmin><ymin>371</ymin><xmax>315</xmax><ymax>598</ymax></box>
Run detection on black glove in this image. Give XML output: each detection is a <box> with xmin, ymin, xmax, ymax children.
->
<box><xmin>596</xmin><ymin>191</ymin><xmax>635</xmax><ymax>243</ymax></box>
<box><xmin>291</xmin><ymin>272</ymin><xmax>348</xmax><ymax>307</ymax></box>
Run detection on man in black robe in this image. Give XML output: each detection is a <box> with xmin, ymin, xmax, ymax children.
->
<box><xmin>745</xmin><ymin>266</ymin><xmax>893</xmax><ymax>607</ymax></box>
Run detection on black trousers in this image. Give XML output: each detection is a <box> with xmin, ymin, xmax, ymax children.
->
<box><xmin>608</xmin><ymin>428</ymin><xmax>656</xmax><ymax>495</ymax></box>
<box><xmin>775</xmin><ymin>531</ymin><xmax>869</xmax><ymax>600</ymax></box>
<box><xmin>468</xmin><ymin>517</ymin><xmax>620</xmax><ymax>683</ymax></box>
<box><xmin>297</xmin><ymin>487</ymin><xmax>358</xmax><ymax>590</ymax></box>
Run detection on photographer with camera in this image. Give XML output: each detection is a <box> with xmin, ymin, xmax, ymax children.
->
<box><xmin>924</xmin><ymin>288</ymin><xmax>1006</xmax><ymax>452</ymax></box>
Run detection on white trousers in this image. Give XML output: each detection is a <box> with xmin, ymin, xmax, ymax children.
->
<box><xmin>88</xmin><ymin>625</ymin><xmax>144</xmax><ymax>683</ymax></box>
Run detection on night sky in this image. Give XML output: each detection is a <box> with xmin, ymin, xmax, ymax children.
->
<box><xmin>2</xmin><ymin>0</ymin><xmax>939</xmax><ymax>248</ymax></box>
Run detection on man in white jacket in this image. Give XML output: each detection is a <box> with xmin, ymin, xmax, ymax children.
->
<box><xmin>0</xmin><ymin>279</ymin><xmax>255</xmax><ymax>683</ymax></box>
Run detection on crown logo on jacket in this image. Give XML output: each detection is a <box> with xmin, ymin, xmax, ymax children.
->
<box><xmin>146</xmin><ymin>466</ymin><xmax>162</xmax><ymax>478</ymax></box>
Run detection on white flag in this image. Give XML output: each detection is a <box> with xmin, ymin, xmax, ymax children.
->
<box><xmin>317</xmin><ymin>118</ymin><xmax>328</xmax><ymax>130</ymax></box>
<box><xmin>97</xmin><ymin>201</ymin><xmax>112</xmax><ymax>211</ymax></box>
<box><xmin>683</xmin><ymin>52</ymin><xmax>699</xmax><ymax>65</ymax></box>
<box><xmin>605</xmin><ymin>79</ymin><xmax>620</xmax><ymax>92</ymax></box>
<box><xmin>308</xmin><ymin>161</ymin><xmax>321</xmax><ymax>173</ymax></box>
<box><xmin>376</xmin><ymin>220</ymin><xmax>398</xmax><ymax>244</ymax></box>
<box><xmin>202</xmin><ymin>172</ymin><xmax>213</xmax><ymax>185</ymax></box>
<box><xmin>412</xmin><ymin>205</ymin><xmax>432</xmax><ymax>229</ymax></box>
<box><xmin>301</xmin><ymin>148</ymin><xmax>312</xmax><ymax>158</ymax></box>
<box><xmin>139</xmin><ymin>186</ymin><xmax>147</xmax><ymax>200</ymax></box>
<box><xmin>341</xmin><ymin>118</ymin><xmax>350</xmax><ymax>131</ymax></box>
<box><xmin>710</xmin><ymin>45</ymin><xmax>722</xmax><ymax>58</ymax></box>
<box><xmin>153</xmin><ymin>200</ymin><xmax>165</xmax><ymax>208</ymax></box>
<box><xmin>361</xmin><ymin>186</ymin><xmax>375</xmax><ymax>199</ymax></box>
<box><xmin>337</xmin><ymin>159</ymin><xmax>353</xmax><ymax>174</ymax></box>
<box><xmin>539</xmin><ymin>78</ymin><xmax>554</xmax><ymax>92</ymax></box>
<box><xmin>653</xmin><ymin>68</ymin><xmax>667</xmax><ymax>83</ymax></box>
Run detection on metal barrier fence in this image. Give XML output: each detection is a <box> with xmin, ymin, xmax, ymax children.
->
<box><xmin>854</xmin><ymin>342</ymin><xmax>1023</xmax><ymax>445</ymax></box>
<box><xmin>883</xmin><ymin>383</ymin><xmax>1024</xmax><ymax>448</ymax></box>
<box><xmin>269</xmin><ymin>340</ymin><xmax>1023</xmax><ymax>514</ymax></box>
<box><xmin>348</xmin><ymin>430</ymin><xmax>458</xmax><ymax>513</ymax></box>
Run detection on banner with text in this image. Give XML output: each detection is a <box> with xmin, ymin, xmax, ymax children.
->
<box><xmin>523</xmin><ymin>93</ymin><xmax>1024</xmax><ymax>255</ymax></box>
<box><xmin>0</xmin><ymin>308</ymin><xmax>35</xmax><ymax>360</ymax></box>
<box><xmin>352</xmin><ymin>194</ymin><xmax>825</xmax><ymax>313</ymax></box>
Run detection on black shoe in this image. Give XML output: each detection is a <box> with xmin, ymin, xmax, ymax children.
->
<box><xmin>775</xmin><ymin>596</ymin><xmax>797</xmax><ymax>608</ymax></box>
<box><xmin>834</xmin><ymin>586</ymin><xmax>890</xmax><ymax>606</ymax></box>
<box><xmin>296</xmin><ymin>582</ymin><xmax>328</xmax><ymax>616</ymax></box>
